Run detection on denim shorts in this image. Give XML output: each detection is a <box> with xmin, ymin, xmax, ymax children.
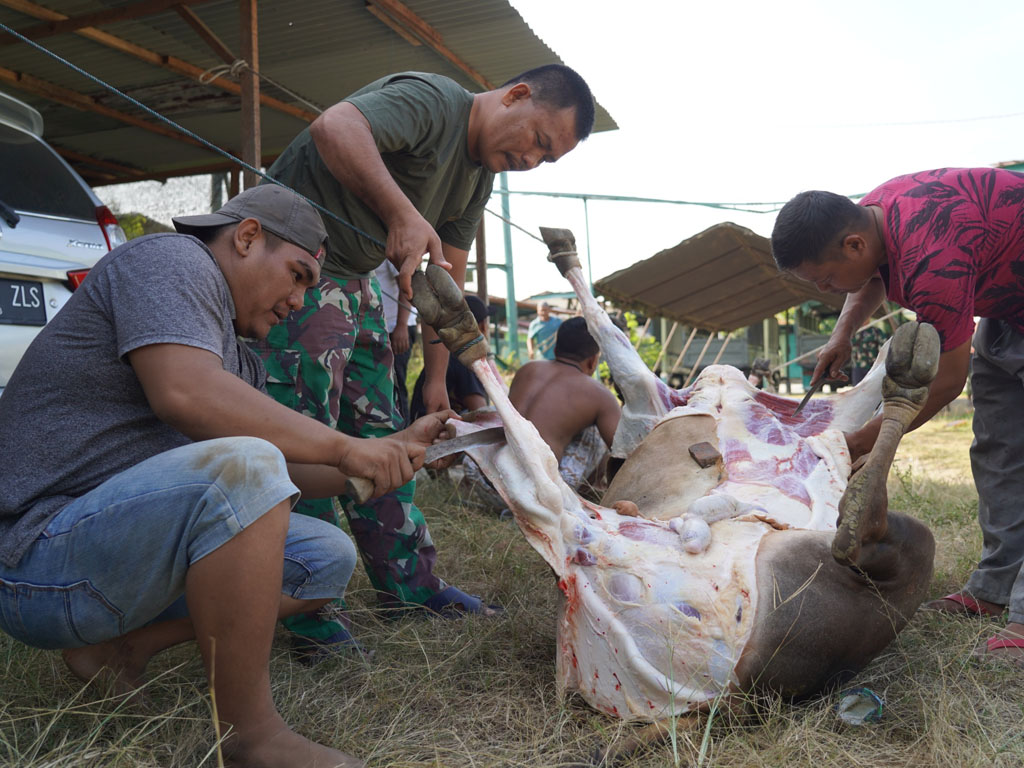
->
<box><xmin>0</xmin><ymin>437</ymin><xmax>356</xmax><ymax>649</ymax></box>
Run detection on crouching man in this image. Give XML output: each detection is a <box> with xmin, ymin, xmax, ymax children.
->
<box><xmin>0</xmin><ymin>185</ymin><xmax>449</xmax><ymax>768</ymax></box>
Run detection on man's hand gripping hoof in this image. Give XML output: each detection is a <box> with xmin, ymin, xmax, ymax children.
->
<box><xmin>832</xmin><ymin>321</ymin><xmax>940</xmax><ymax>567</ymax></box>
<box><xmin>411</xmin><ymin>264</ymin><xmax>489</xmax><ymax>366</ymax></box>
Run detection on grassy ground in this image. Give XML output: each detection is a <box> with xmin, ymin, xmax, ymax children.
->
<box><xmin>3</xmin><ymin>413</ymin><xmax>1022</xmax><ymax>767</ymax></box>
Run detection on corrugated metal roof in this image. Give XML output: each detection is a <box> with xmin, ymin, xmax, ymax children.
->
<box><xmin>593</xmin><ymin>222</ymin><xmax>847</xmax><ymax>332</ymax></box>
<box><xmin>0</xmin><ymin>0</ymin><xmax>616</xmax><ymax>184</ymax></box>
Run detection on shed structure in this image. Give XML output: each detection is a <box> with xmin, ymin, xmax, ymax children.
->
<box><xmin>0</xmin><ymin>0</ymin><xmax>616</xmax><ymax>186</ymax></box>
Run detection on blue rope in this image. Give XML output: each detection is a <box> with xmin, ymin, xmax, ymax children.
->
<box><xmin>0</xmin><ymin>21</ymin><xmax>385</xmax><ymax>249</ymax></box>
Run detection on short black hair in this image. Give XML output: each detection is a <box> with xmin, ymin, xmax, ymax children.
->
<box><xmin>770</xmin><ymin>191</ymin><xmax>870</xmax><ymax>270</ymax></box>
<box><xmin>501</xmin><ymin>64</ymin><xmax>595</xmax><ymax>142</ymax></box>
<box><xmin>554</xmin><ymin>316</ymin><xmax>599</xmax><ymax>361</ymax></box>
<box><xmin>464</xmin><ymin>293</ymin><xmax>488</xmax><ymax>324</ymax></box>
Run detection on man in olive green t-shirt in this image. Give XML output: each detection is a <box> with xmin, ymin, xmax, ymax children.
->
<box><xmin>249</xmin><ymin>65</ymin><xmax>596</xmax><ymax>656</ymax></box>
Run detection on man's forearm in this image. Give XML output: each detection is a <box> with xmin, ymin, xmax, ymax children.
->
<box><xmin>310</xmin><ymin>103</ymin><xmax>417</xmax><ymax>227</ymax></box>
<box><xmin>130</xmin><ymin>345</ymin><xmax>349</xmax><ymax>467</ymax></box>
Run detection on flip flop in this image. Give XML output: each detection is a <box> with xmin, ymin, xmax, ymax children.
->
<box><xmin>421</xmin><ymin>585</ymin><xmax>505</xmax><ymax>618</ymax></box>
<box><xmin>986</xmin><ymin>636</ymin><xmax>1024</xmax><ymax>653</ymax></box>
<box><xmin>974</xmin><ymin>634</ymin><xmax>1024</xmax><ymax>668</ymax></box>
<box><xmin>921</xmin><ymin>592</ymin><xmax>1004</xmax><ymax>618</ymax></box>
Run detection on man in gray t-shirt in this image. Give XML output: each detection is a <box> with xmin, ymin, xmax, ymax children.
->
<box><xmin>0</xmin><ymin>185</ymin><xmax>446</xmax><ymax>768</ymax></box>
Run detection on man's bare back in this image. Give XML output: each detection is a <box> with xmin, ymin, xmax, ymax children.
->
<box><xmin>509</xmin><ymin>357</ymin><xmax>620</xmax><ymax>461</ymax></box>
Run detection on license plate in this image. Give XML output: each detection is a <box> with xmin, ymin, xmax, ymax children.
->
<box><xmin>0</xmin><ymin>278</ymin><xmax>46</xmax><ymax>326</ymax></box>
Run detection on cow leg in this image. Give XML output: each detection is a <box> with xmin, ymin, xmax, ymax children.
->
<box><xmin>831</xmin><ymin>321</ymin><xmax>940</xmax><ymax>568</ymax></box>
<box><xmin>539</xmin><ymin>228</ymin><xmax>679</xmax><ymax>457</ymax></box>
<box><xmin>412</xmin><ymin>265</ymin><xmax>580</xmax><ymax>570</ymax></box>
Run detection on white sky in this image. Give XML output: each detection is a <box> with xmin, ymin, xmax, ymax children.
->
<box><xmin>485</xmin><ymin>0</ymin><xmax>1024</xmax><ymax>300</ymax></box>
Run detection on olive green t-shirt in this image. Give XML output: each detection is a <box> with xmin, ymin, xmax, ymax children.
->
<box><xmin>267</xmin><ymin>72</ymin><xmax>494</xmax><ymax>279</ymax></box>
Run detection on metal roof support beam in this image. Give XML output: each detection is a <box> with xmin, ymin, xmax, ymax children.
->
<box><xmin>239</xmin><ymin>0</ymin><xmax>260</xmax><ymax>190</ymax></box>
<box><xmin>0</xmin><ymin>64</ymin><xmax>208</xmax><ymax>149</ymax></box>
<box><xmin>0</xmin><ymin>0</ymin><xmax>215</xmax><ymax>43</ymax></box>
<box><xmin>175</xmin><ymin>4</ymin><xmax>235</xmax><ymax>66</ymax></box>
<box><xmin>364</xmin><ymin>0</ymin><xmax>494</xmax><ymax>90</ymax></box>
<box><xmin>0</xmin><ymin>0</ymin><xmax>316</xmax><ymax>124</ymax></box>
<box><xmin>54</xmin><ymin>146</ymin><xmax>146</xmax><ymax>180</ymax></box>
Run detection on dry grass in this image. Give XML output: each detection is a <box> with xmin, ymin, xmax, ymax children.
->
<box><xmin>3</xmin><ymin>413</ymin><xmax>1023</xmax><ymax>767</ymax></box>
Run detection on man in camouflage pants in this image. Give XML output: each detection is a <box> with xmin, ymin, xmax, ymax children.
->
<box><xmin>253</xmin><ymin>66</ymin><xmax>595</xmax><ymax>656</ymax></box>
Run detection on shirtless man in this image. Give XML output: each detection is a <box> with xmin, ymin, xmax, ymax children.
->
<box><xmin>463</xmin><ymin>318</ymin><xmax>620</xmax><ymax>506</ymax></box>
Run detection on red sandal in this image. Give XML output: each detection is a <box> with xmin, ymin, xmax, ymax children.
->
<box><xmin>921</xmin><ymin>592</ymin><xmax>1004</xmax><ymax>617</ymax></box>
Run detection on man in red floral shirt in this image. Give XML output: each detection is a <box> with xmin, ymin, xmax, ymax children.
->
<box><xmin>771</xmin><ymin>167</ymin><xmax>1024</xmax><ymax>667</ymax></box>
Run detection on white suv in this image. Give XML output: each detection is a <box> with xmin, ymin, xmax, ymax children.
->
<box><xmin>0</xmin><ymin>90</ymin><xmax>125</xmax><ymax>395</ymax></box>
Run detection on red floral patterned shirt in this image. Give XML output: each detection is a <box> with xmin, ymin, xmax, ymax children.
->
<box><xmin>860</xmin><ymin>167</ymin><xmax>1024</xmax><ymax>351</ymax></box>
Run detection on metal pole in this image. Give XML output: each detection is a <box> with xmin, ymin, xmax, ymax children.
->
<box><xmin>475</xmin><ymin>217</ymin><xmax>488</xmax><ymax>303</ymax></box>
<box><xmin>653</xmin><ymin>321</ymin><xmax>679</xmax><ymax>371</ymax></box>
<box><xmin>239</xmin><ymin>0</ymin><xmax>260</xmax><ymax>190</ymax></box>
<box><xmin>583</xmin><ymin>196</ymin><xmax>594</xmax><ymax>290</ymax></box>
<box><xmin>669</xmin><ymin>326</ymin><xmax>699</xmax><ymax>374</ymax></box>
<box><xmin>500</xmin><ymin>172</ymin><xmax>519</xmax><ymax>362</ymax></box>
<box><xmin>683</xmin><ymin>333</ymin><xmax>716</xmax><ymax>387</ymax></box>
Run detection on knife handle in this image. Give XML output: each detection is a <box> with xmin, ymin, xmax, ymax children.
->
<box><xmin>346</xmin><ymin>476</ymin><xmax>375</xmax><ymax>504</ymax></box>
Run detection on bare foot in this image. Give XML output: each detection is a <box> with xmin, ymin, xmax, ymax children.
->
<box><xmin>224</xmin><ymin>722</ymin><xmax>364</xmax><ymax>768</ymax></box>
<box><xmin>62</xmin><ymin>637</ymin><xmax>148</xmax><ymax>699</ymax></box>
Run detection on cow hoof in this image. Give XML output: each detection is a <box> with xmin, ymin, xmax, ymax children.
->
<box><xmin>539</xmin><ymin>226</ymin><xmax>582</xmax><ymax>276</ymax></box>
<box><xmin>885</xmin><ymin>321</ymin><xmax>940</xmax><ymax>390</ymax></box>
<box><xmin>411</xmin><ymin>265</ymin><xmax>488</xmax><ymax>365</ymax></box>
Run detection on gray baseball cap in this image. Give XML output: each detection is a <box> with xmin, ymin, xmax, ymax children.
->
<box><xmin>173</xmin><ymin>184</ymin><xmax>327</xmax><ymax>263</ymax></box>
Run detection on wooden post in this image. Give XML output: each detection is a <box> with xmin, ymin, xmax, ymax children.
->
<box><xmin>683</xmin><ymin>332</ymin><xmax>716</xmax><ymax>387</ymax></box>
<box><xmin>652</xmin><ymin>321</ymin><xmax>679</xmax><ymax>371</ymax></box>
<box><xmin>710</xmin><ymin>333</ymin><xmax>733</xmax><ymax>365</ymax></box>
<box><xmin>239</xmin><ymin>0</ymin><xmax>260</xmax><ymax>189</ymax></box>
<box><xmin>632</xmin><ymin>316</ymin><xmax>652</xmax><ymax>350</ymax></box>
<box><xmin>668</xmin><ymin>326</ymin><xmax>699</xmax><ymax>375</ymax></box>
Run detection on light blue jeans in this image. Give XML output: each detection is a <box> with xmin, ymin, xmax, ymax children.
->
<box><xmin>0</xmin><ymin>437</ymin><xmax>356</xmax><ymax>649</ymax></box>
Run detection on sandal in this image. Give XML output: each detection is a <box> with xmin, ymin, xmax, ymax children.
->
<box><xmin>920</xmin><ymin>592</ymin><xmax>1004</xmax><ymax>618</ymax></box>
<box><xmin>973</xmin><ymin>634</ymin><xmax>1024</xmax><ymax>668</ymax></box>
<box><xmin>290</xmin><ymin>625</ymin><xmax>373</xmax><ymax>666</ymax></box>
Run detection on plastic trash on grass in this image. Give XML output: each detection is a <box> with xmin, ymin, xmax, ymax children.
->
<box><xmin>835</xmin><ymin>687</ymin><xmax>884</xmax><ymax>725</ymax></box>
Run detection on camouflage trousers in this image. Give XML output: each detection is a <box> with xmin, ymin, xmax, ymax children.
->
<box><xmin>248</xmin><ymin>274</ymin><xmax>441</xmax><ymax>641</ymax></box>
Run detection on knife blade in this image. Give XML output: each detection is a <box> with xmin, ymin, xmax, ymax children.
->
<box><xmin>346</xmin><ymin>425</ymin><xmax>506</xmax><ymax>503</ymax></box>
<box><xmin>424</xmin><ymin>425</ymin><xmax>506</xmax><ymax>463</ymax></box>
<box><xmin>792</xmin><ymin>378</ymin><xmax>824</xmax><ymax>417</ymax></box>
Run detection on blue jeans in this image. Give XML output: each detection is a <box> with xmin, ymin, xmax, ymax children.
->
<box><xmin>0</xmin><ymin>437</ymin><xmax>356</xmax><ymax>649</ymax></box>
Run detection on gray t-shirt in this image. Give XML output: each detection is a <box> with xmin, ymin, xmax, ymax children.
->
<box><xmin>0</xmin><ymin>233</ymin><xmax>267</xmax><ymax>567</ymax></box>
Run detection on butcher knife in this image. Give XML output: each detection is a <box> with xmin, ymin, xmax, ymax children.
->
<box><xmin>791</xmin><ymin>378</ymin><xmax>825</xmax><ymax>417</ymax></box>
<box><xmin>346</xmin><ymin>425</ymin><xmax>506</xmax><ymax>503</ymax></box>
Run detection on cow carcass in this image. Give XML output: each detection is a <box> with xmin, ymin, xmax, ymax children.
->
<box><xmin>411</xmin><ymin>232</ymin><xmax>937</xmax><ymax>727</ymax></box>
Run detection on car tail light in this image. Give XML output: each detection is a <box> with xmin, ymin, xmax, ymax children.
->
<box><xmin>95</xmin><ymin>205</ymin><xmax>127</xmax><ymax>251</ymax></box>
<box><xmin>66</xmin><ymin>269</ymin><xmax>89</xmax><ymax>291</ymax></box>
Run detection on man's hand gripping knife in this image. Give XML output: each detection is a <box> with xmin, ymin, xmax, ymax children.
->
<box><xmin>345</xmin><ymin>264</ymin><xmax>486</xmax><ymax>503</ymax></box>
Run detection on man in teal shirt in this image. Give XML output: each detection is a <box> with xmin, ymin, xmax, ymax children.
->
<box><xmin>252</xmin><ymin>65</ymin><xmax>595</xmax><ymax>656</ymax></box>
<box><xmin>527</xmin><ymin>301</ymin><xmax>562</xmax><ymax>360</ymax></box>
